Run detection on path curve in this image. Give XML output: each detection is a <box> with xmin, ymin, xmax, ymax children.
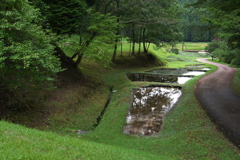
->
<box><xmin>194</xmin><ymin>58</ymin><xmax>240</xmax><ymax>148</ymax></box>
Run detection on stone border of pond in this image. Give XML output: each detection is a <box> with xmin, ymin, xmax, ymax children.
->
<box><xmin>146</xmin><ymin>68</ymin><xmax>208</xmax><ymax>73</ymax></box>
<box><xmin>127</xmin><ymin>72</ymin><xmax>195</xmax><ymax>78</ymax></box>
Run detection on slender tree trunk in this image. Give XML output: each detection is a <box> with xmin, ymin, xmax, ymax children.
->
<box><xmin>74</xmin><ymin>53</ymin><xmax>83</xmax><ymax>68</ymax></box>
<box><xmin>146</xmin><ymin>42</ymin><xmax>150</xmax><ymax>53</ymax></box>
<box><xmin>112</xmin><ymin>0</ymin><xmax>120</xmax><ymax>61</ymax></box>
<box><xmin>52</xmin><ymin>43</ymin><xmax>75</xmax><ymax>68</ymax></box>
<box><xmin>143</xmin><ymin>28</ymin><xmax>148</xmax><ymax>53</ymax></box>
<box><xmin>129</xmin><ymin>40</ymin><xmax>132</xmax><ymax>56</ymax></box>
<box><xmin>69</xmin><ymin>32</ymin><xmax>97</xmax><ymax>67</ymax></box>
<box><xmin>171</xmin><ymin>41</ymin><xmax>175</xmax><ymax>50</ymax></box>
<box><xmin>112</xmin><ymin>39</ymin><xmax>118</xmax><ymax>61</ymax></box>
<box><xmin>120</xmin><ymin>34</ymin><xmax>123</xmax><ymax>57</ymax></box>
<box><xmin>132</xmin><ymin>24</ymin><xmax>135</xmax><ymax>55</ymax></box>
<box><xmin>138</xmin><ymin>28</ymin><xmax>142</xmax><ymax>55</ymax></box>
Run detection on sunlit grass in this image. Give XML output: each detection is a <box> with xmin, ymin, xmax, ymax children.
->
<box><xmin>175</xmin><ymin>42</ymin><xmax>209</xmax><ymax>50</ymax></box>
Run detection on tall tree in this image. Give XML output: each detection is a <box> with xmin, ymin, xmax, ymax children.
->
<box><xmin>179</xmin><ymin>0</ymin><xmax>217</xmax><ymax>42</ymax></box>
<box><xmin>191</xmin><ymin>0</ymin><xmax>240</xmax><ymax>48</ymax></box>
<box><xmin>117</xmin><ymin>0</ymin><xmax>182</xmax><ymax>55</ymax></box>
<box><xmin>35</xmin><ymin>0</ymin><xmax>118</xmax><ymax>68</ymax></box>
<box><xmin>0</xmin><ymin>0</ymin><xmax>62</xmax><ymax>106</ymax></box>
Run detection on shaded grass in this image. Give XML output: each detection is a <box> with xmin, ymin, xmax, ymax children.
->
<box><xmin>233</xmin><ymin>68</ymin><xmax>240</xmax><ymax>97</ymax></box>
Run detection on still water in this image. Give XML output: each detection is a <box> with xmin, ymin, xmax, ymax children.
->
<box><xmin>127</xmin><ymin>73</ymin><xmax>193</xmax><ymax>84</ymax></box>
<box><xmin>123</xmin><ymin>87</ymin><xmax>182</xmax><ymax>136</ymax></box>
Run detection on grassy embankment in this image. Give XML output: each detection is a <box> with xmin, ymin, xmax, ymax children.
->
<box><xmin>1</xmin><ymin>42</ymin><xmax>240</xmax><ymax>159</ymax></box>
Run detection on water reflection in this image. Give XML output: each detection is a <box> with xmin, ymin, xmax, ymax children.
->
<box><xmin>183</xmin><ymin>71</ymin><xmax>206</xmax><ymax>76</ymax></box>
<box><xmin>127</xmin><ymin>73</ymin><xmax>193</xmax><ymax>84</ymax></box>
<box><xmin>178</xmin><ymin>77</ymin><xmax>192</xmax><ymax>84</ymax></box>
<box><xmin>149</xmin><ymin>69</ymin><xmax>189</xmax><ymax>75</ymax></box>
<box><xmin>123</xmin><ymin>87</ymin><xmax>182</xmax><ymax>136</ymax></box>
<box><xmin>148</xmin><ymin>69</ymin><xmax>206</xmax><ymax>76</ymax></box>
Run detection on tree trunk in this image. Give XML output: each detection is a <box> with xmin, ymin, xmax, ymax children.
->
<box><xmin>120</xmin><ymin>33</ymin><xmax>123</xmax><ymax>57</ymax></box>
<box><xmin>112</xmin><ymin>0</ymin><xmax>120</xmax><ymax>61</ymax></box>
<box><xmin>112</xmin><ymin>39</ymin><xmax>118</xmax><ymax>61</ymax></box>
<box><xmin>69</xmin><ymin>32</ymin><xmax>97</xmax><ymax>67</ymax></box>
<box><xmin>131</xmin><ymin>23</ymin><xmax>135</xmax><ymax>55</ymax></box>
<box><xmin>52</xmin><ymin>43</ymin><xmax>75</xmax><ymax>68</ymax></box>
<box><xmin>74</xmin><ymin>53</ymin><xmax>83</xmax><ymax>68</ymax></box>
<box><xmin>129</xmin><ymin>41</ymin><xmax>132</xmax><ymax>56</ymax></box>
<box><xmin>143</xmin><ymin>28</ymin><xmax>148</xmax><ymax>53</ymax></box>
<box><xmin>171</xmin><ymin>41</ymin><xmax>175</xmax><ymax>50</ymax></box>
<box><xmin>138</xmin><ymin>28</ymin><xmax>142</xmax><ymax>55</ymax></box>
<box><xmin>146</xmin><ymin>42</ymin><xmax>150</xmax><ymax>53</ymax></box>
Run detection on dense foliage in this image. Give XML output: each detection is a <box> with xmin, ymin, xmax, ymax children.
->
<box><xmin>192</xmin><ymin>0</ymin><xmax>240</xmax><ymax>47</ymax></box>
<box><xmin>179</xmin><ymin>0</ymin><xmax>217</xmax><ymax>42</ymax></box>
<box><xmin>0</xmin><ymin>0</ymin><xmax>62</xmax><ymax>107</ymax></box>
<box><xmin>193</xmin><ymin>0</ymin><xmax>240</xmax><ymax>65</ymax></box>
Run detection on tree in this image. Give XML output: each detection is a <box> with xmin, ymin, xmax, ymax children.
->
<box><xmin>179</xmin><ymin>0</ymin><xmax>217</xmax><ymax>42</ymax></box>
<box><xmin>0</xmin><ymin>0</ymin><xmax>62</xmax><ymax>107</ymax></box>
<box><xmin>191</xmin><ymin>0</ymin><xmax>240</xmax><ymax>48</ymax></box>
<box><xmin>116</xmin><ymin>0</ymin><xmax>182</xmax><ymax>55</ymax></box>
<box><xmin>190</xmin><ymin>0</ymin><xmax>240</xmax><ymax>66</ymax></box>
<box><xmin>34</xmin><ymin>0</ymin><xmax>118</xmax><ymax>68</ymax></box>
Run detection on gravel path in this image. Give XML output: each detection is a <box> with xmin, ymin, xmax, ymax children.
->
<box><xmin>194</xmin><ymin>58</ymin><xmax>240</xmax><ymax>148</ymax></box>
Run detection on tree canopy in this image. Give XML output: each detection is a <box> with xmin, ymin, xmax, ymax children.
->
<box><xmin>0</xmin><ymin>0</ymin><xmax>62</xmax><ymax>106</ymax></box>
<box><xmin>191</xmin><ymin>0</ymin><xmax>240</xmax><ymax>48</ymax></box>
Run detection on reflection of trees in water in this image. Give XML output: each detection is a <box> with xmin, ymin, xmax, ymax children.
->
<box><xmin>132</xmin><ymin>87</ymin><xmax>172</xmax><ymax>112</ymax></box>
<box><xmin>124</xmin><ymin>87</ymin><xmax>181</xmax><ymax>135</ymax></box>
<box><xmin>127</xmin><ymin>73</ymin><xmax>179</xmax><ymax>83</ymax></box>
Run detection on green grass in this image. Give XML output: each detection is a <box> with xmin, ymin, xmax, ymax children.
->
<box><xmin>1</xmin><ymin>42</ymin><xmax>240</xmax><ymax>159</ymax></box>
<box><xmin>0</xmin><ymin>121</ymin><xmax>168</xmax><ymax>160</ymax></box>
<box><xmin>176</xmin><ymin>42</ymin><xmax>209</xmax><ymax>50</ymax></box>
<box><xmin>233</xmin><ymin>68</ymin><xmax>240</xmax><ymax>96</ymax></box>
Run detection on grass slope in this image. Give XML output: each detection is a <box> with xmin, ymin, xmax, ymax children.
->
<box><xmin>0</xmin><ymin>121</ymin><xmax>168</xmax><ymax>160</ymax></box>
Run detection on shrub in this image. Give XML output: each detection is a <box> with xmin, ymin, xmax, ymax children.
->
<box><xmin>171</xmin><ymin>48</ymin><xmax>179</xmax><ymax>54</ymax></box>
<box><xmin>206</xmin><ymin>40</ymin><xmax>240</xmax><ymax>65</ymax></box>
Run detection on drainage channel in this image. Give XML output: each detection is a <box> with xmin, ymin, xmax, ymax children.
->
<box><xmin>77</xmin><ymin>87</ymin><xmax>113</xmax><ymax>135</ymax></box>
<box><xmin>93</xmin><ymin>87</ymin><xmax>113</xmax><ymax>128</ymax></box>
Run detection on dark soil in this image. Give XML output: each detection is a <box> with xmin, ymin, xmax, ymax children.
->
<box><xmin>194</xmin><ymin>58</ymin><xmax>240</xmax><ymax>148</ymax></box>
